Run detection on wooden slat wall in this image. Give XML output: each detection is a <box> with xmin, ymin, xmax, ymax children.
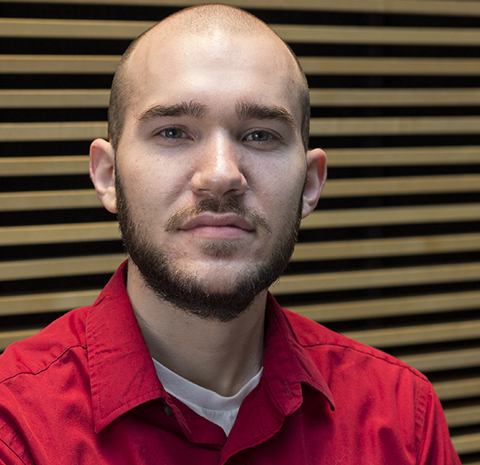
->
<box><xmin>0</xmin><ymin>1</ymin><xmax>479</xmax><ymax>461</ymax></box>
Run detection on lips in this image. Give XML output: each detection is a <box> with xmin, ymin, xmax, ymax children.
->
<box><xmin>180</xmin><ymin>213</ymin><xmax>255</xmax><ymax>232</ymax></box>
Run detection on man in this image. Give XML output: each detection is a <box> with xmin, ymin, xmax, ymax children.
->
<box><xmin>0</xmin><ymin>4</ymin><xmax>460</xmax><ymax>464</ymax></box>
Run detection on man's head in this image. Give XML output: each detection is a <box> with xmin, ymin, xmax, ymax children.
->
<box><xmin>90</xmin><ymin>4</ymin><xmax>326</xmax><ymax>321</ymax></box>
<box><xmin>108</xmin><ymin>4</ymin><xmax>311</xmax><ymax>151</ymax></box>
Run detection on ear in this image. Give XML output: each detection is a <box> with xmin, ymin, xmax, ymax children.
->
<box><xmin>301</xmin><ymin>148</ymin><xmax>327</xmax><ymax>219</ymax></box>
<box><xmin>89</xmin><ymin>138</ymin><xmax>117</xmax><ymax>214</ymax></box>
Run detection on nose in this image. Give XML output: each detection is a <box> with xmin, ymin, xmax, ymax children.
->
<box><xmin>191</xmin><ymin>135</ymin><xmax>248</xmax><ymax>198</ymax></box>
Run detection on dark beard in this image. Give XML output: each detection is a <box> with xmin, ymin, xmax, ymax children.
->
<box><xmin>115</xmin><ymin>168</ymin><xmax>302</xmax><ymax>322</ymax></box>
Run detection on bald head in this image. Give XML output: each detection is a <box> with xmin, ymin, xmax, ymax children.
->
<box><xmin>108</xmin><ymin>4</ymin><xmax>310</xmax><ymax>150</ymax></box>
<box><xmin>162</xmin><ymin>3</ymin><xmax>276</xmax><ymax>36</ymax></box>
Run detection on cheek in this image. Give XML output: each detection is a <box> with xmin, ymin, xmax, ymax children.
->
<box><xmin>257</xmin><ymin>158</ymin><xmax>306</xmax><ymax>200</ymax></box>
<box><xmin>253</xmin><ymin>174</ymin><xmax>305</xmax><ymax>232</ymax></box>
<box><xmin>120</xmin><ymin>154</ymin><xmax>191</xmax><ymax>207</ymax></box>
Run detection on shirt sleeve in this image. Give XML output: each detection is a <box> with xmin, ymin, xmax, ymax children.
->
<box><xmin>416</xmin><ymin>384</ymin><xmax>461</xmax><ymax>465</ymax></box>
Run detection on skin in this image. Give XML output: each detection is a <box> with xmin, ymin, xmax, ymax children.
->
<box><xmin>90</xmin><ymin>12</ymin><xmax>327</xmax><ymax>396</ymax></box>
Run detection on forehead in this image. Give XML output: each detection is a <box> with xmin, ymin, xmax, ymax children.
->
<box><xmin>123</xmin><ymin>29</ymin><xmax>303</xmax><ymax>125</ymax></box>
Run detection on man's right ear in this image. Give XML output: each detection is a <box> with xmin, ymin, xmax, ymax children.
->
<box><xmin>89</xmin><ymin>138</ymin><xmax>117</xmax><ymax>214</ymax></box>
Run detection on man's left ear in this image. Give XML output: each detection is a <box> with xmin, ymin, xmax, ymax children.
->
<box><xmin>302</xmin><ymin>148</ymin><xmax>327</xmax><ymax>219</ymax></box>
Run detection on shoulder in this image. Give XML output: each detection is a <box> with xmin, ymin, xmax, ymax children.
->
<box><xmin>0</xmin><ymin>306</ymin><xmax>90</xmax><ymax>385</ymax></box>
<box><xmin>283</xmin><ymin>307</ymin><xmax>430</xmax><ymax>386</ymax></box>
<box><xmin>283</xmin><ymin>308</ymin><xmax>437</xmax><ymax>443</ymax></box>
<box><xmin>281</xmin><ymin>308</ymin><xmax>459</xmax><ymax>464</ymax></box>
<box><xmin>0</xmin><ymin>307</ymin><xmax>92</xmax><ymax>465</ymax></box>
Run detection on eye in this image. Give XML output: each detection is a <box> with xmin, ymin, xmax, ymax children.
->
<box><xmin>245</xmin><ymin>130</ymin><xmax>274</xmax><ymax>142</ymax></box>
<box><xmin>158</xmin><ymin>127</ymin><xmax>186</xmax><ymax>139</ymax></box>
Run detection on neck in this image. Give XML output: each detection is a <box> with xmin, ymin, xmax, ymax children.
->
<box><xmin>126</xmin><ymin>261</ymin><xmax>266</xmax><ymax>397</ymax></box>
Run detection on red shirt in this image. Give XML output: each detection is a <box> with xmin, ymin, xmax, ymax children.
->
<box><xmin>0</xmin><ymin>262</ymin><xmax>460</xmax><ymax>464</ymax></box>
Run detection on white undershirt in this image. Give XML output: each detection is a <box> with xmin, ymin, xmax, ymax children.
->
<box><xmin>153</xmin><ymin>358</ymin><xmax>263</xmax><ymax>436</ymax></box>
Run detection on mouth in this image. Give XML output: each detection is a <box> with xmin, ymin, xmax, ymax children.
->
<box><xmin>179</xmin><ymin>213</ymin><xmax>255</xmax><ymax>239</ymax></box>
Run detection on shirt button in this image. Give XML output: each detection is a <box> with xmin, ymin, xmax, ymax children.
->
<box><xmin>164</xmin><ymin>403</ymin><xmax>173</xmax><ymax>417</ymax></box>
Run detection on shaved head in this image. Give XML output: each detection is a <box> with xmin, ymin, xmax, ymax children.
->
<box><xmin>108</xmin><ymin>4</ymin><xmax>311</xmax><ymax>150</ymax></box>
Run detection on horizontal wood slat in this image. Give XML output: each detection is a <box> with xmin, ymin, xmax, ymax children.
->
<box><xmin>2</xmin><ymin>117</ymin><xmax>480</xmax><ymax>142</ymax></box>
<box><xmin>2</xmin><ymin>224</ymin><xmax>479</xmax><ymax>256</ymax></box>
<box><xmin>0</xmin><ymin>122</ymin><xmax>107</xmax><ymax>142</ymax></box>
<box><xmin>434</xmin><ymin>377</ymin><xmax>480</xmax><ymax>401</ymax></box>
<box><xmin>2</xmin><ymin>56</ymin><xmax>480</xmax><ymax>76</ymax></box>
<box><xmin>323</xmin><ymin>174</ymin><xmax>480</xmax><ymax>197</ymax></box>
<box><xmin>302</xmin><ymin>204</ymin><xmax>480</xmax><ymax>229</ymax></box>
<box><xmin>273</xmin><ymin>24</ymin><xmax>480</xmax><ymax>46</ymax></box>
<box><xmin>400</xmin><ymin>347</ymin><xmax>480</xmax><ymax>372</ymax></box>
<box><xmin>310</xmin><ymin>89</ymin><xmax>480</xmax><ymax>107</ymax></box>
<box><xmin>2</xmin><ymin>256</ymin><xmax>480</xmax><ymax>292</ymax></box>
<box><xmin>310</xmin><ymin>117</ymin><xmax>480</xmax><ymax>137</ymax></box>
<box><xmin>2</xmin><ymin>0</ymin><xmax>480</xmax><ymax>17</ymax></box>
<box><xmin>0</xmin><ymin>89</ymin><xmax>110</xmax><ymax>108</ymax></box>
<box><xmin>0</xmin><ymin>190</ymin><xmax>101</xmax><ymax>211</ymax></box>
<box><xmin>444</xmin><ymin>405</ymin><xmax>480</xmax><ymax>428</ymax></box>
<box><xmin>3</xmin><ymin>174</ymin><xmax>479</xmax><ymax>212</ymax></box>
<box><xmin>2</xmin><ymin>194</ymin><xmax>479</xmax><ymax>228</ymax></box>
<box><xmin>343</xmin><ymin>320</ymin><xmax>480</xmax><ymax>348</ymax></box>
<box><xmin>289</xmin><ymin>290</ymin><xmax>480</xmax><ymax>322</ymax></box>
<box><xmin>0</xmin><ymin>254</ymin><xmax>125</xmax><ymax>281</ymax></box>
<box><xmin>0</xmin><ymin>290</ymin><xmax>100</xmax><ymax>316</ymax></box>
<box><xmin>326</xmin><ymin>146</ymin><xmax>480</xmax><ymax>166</ymax></box>
<box><xmin>0</xmin><ymin>18</ymin><xmax>152</xmax><ymax>39</ymax></box>
<box><xmin>2</xmin><ymin>288</ymin><xmax>478</xmax><ymax>322</ymax></box>
<box><xmin>1</xmin><ymin>288</ymin><xmax>476</xmax><ymax>323</ymax></box>
<box><xmin>0</xmin><ymin>156</ymin><xmax>89</xmax><ymax>176</ymax></box>
<box><xmin>273</xmin><ymin>262</ymin><xmax>480</xmax><ymax>295</ymax></box>
<box><xmin>3</xmin><ymin>89</ymin><xmax>480</xmax><ymax>108</ymax></box>
<box><xmin>3</xmin><ymin>18</ymin><xmax>480</xmax><ymax>46</ymax></box>
<box><xmin>300</xmin><ymin>57</ymin><xmax>480</xmax><ymax>76</ymax></box>
<box><xmin>0</xmin><ymin>222</ymin><xmax>119</xmax><ymax>245</ymax></box>
<box><xmin>1</xmin><ymin>147</ymin><xmax>478</xmax><ymax>178</ymax></box>
<box><xmin>452</xmin><ymin>433</ymin><xmax>480</xmax><ymax>455</ymax></box>
<box><xmin>0</xmin><ymin>55</ymin><xmax>119</xmax><ymax>74</ymax></box>
<box><xmin>292</xmin><ymin>233</ymin><xmax>480</xmax><ymax>261</ymax></box>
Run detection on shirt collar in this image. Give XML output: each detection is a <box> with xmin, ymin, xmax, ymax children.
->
<box><xmin>86</xmin><ymin>261</ymin><xmax>166</xmax><ymax>433</ymax></box>
<box><xmin>262</xmin><ymin>293</ymin><xmax>336</xmax><ymax>414</ymax></box>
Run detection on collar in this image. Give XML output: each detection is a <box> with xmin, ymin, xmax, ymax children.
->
<box><xmin>86</xmin><ymin>261</ymin><xmax>165</xmax><ymax>433</ymax></box>
<box><xmin>262</xmin><ymin>293</ymin><xmax>335</xmax><ymax>415</ymax></box>
<box><xmin>86</xmin><ymin>262</ymin><xmax>335</xmax><ymax>433</ymax></box>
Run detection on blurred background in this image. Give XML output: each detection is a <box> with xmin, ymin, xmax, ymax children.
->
<box><xmin>0</xmin><ymin>0</ymin><xmax>480</xmax><ymax>460</ymax></box>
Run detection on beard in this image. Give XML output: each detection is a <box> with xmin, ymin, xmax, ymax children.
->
<box><xmin>115</xmin><ymin>169</ymin><xmax>303</xmax><ymax>322</ymax></box>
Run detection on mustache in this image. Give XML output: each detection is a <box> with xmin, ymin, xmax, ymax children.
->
<box><xmin>164</xmin><ymin>197</ymin><xmax>272</xmax><ymax>234</ymax></box>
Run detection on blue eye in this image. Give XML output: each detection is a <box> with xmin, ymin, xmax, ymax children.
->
<box><xmin>161</xmin><ymin>127</ymin><xmax>185</xmax><ymax>138</ymax></box>
<box><xmin>246</xmin><ymin>131</ymin><xmax>273</xmax><ymax>142</ymax></box>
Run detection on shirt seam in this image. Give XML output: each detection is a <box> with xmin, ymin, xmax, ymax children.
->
<box><xmin>0</xmin><ymin>431</ymin><xmax>28</xmax><ymax>465</ymax></box>
<box><xmin>414</xmin><ymin>380</ymin><xmax>430</xmax><ymax>462</ymax></box>
<box><xmin>0</xmin><ymin>345</ymin><xmax>87</xmax><ymax>386</ymax></box>
<box><xmin>302</xmin><ymin>342</ymin><xmax>427</xmax><ymax>382</ymax></box>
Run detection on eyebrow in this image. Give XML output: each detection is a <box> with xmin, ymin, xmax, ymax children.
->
<box><xmin>137</xmin><ymin>101</ymin><xmax>208</xmax><ymax>124</ymax></box>
<box><xmin>235</xmin><ymin>102</ymin><xmax>297</xmax><ymax>131</ymax></box>
<box><xmin>136</xmin><ymin>100</ymin><xmax>297</xmax><ymax>131</ymax></box>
